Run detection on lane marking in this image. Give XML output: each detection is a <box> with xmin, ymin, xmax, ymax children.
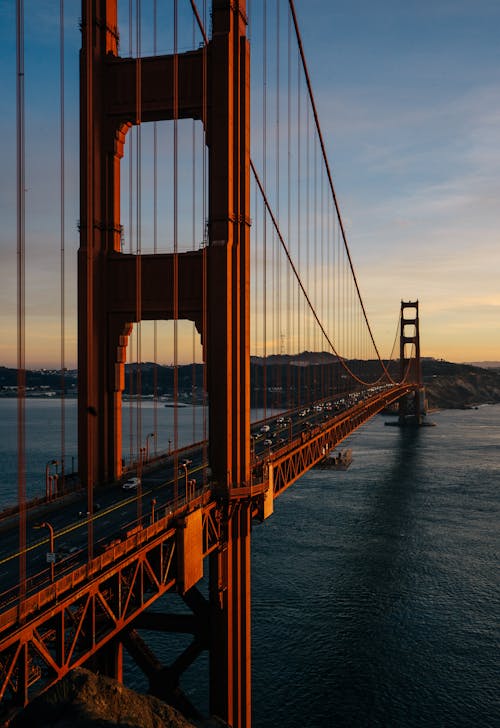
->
<box><xmin>0</xmin><ymin>461</ymin><xmax>207</xmax><ymax>568</ymax></box>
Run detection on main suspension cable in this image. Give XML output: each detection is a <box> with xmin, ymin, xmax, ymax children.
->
<box><xmin>188</xmin><ymin>0</ymin><xmax>407</xmax><ymax>390</ymax></box>
<box><xmin>288</xmin><ymin>0</ymin><xmax>394</xmax><ymax>378</ymax></box>
<box><xmin>251</xmin><ymin>160</ymin><xmax>396</xmax><ymax>387</ymax></box>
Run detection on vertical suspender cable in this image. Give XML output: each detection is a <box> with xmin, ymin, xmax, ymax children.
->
<box><xmin>16</xmin><ymin>0</ymin><xmax>26</xmax><ymax>607</ymax></box>
<box><xmin>59</xmin><ymin>0</ymin><xmax>66</xmax><ymax>491</ymax></box>
<box><xmin>128</xmin><ymin>0</ymin><xmax>134</xmax><ymax>466</ymax></box>
<box><xmin>136</xmin><ymin>0</ymin><xmax>143</xmax><ymax>523</ymax></box>
<box><xmin>323</xmin><ymin>173</ymin><xmax>327</xmax><ymax>394</ymax></box>
<box><xmin>296</xmin><ymin>51</ymin><xmax>301</xmax><ymax>406</ymax></box>
<box><xmin>286</xmin><ymin>8</ymin><xmax>291</xmax><ymax>406</ymax></box>
<box><xmin>84</xmin><ymin>0</ymin><xmax>94</xmax><ymax>560</ymax></box>
<box><xmin>329</xmin><ymin>180</ymin><xmax>332</xmax><ymax>391</ymax></box>
<box><xmin>314</xmin><ymin>133</ymin><xmax>319</xmax><ymax>392</ymax></box>
<box><xmin>203</xmin><ymin>0</ymin><xmax>208</xmax><ymax>479</ymax></box>
<box><xmin>252</xmin><ymin>177</ymin><xmax>258</xmax><ymax>408</ymax></box>
<box><xmin>334</xmin><ymin>207</ymin><xmax>338</xmax><ymax>372</ymax></box>
<box><xmin>173</xmin><ymin>0</ymin><xmax>179</xmax><ymax>501</ymax></box>
<box><xmin>343</xmin><ymin>238</ymin><xmax>346</xmax><ymax>364</ymax></box>
<box><xmin>313</xmin><ymin>129</ymin><xmax>317</xmax><ymax>399</ymax></box>
<box><xmin>195</xmin><ymin>0</ymin><xmax>209</xmax><ymax>480</ymax></box>
<box><xmin>192</xmin><ymin>13</ymin><xmax>197</xmax><ymax>442</ymax></box>
<box><xmin>305</xmin><ymin>103</ymin><xmax>309</xmax><ymax>402</ymax></box>
<box><xmin>262</xmin><ymin>0</ymin><xmax>267</xmax><ymax>419</ymax></box>
<box><xmin>320</xmin><ymin>150</ymin><xmax>324</xmax><ymax>398</ymax></box>
<box><xmin>275</xmin><ymin>0</ymin><xmax>280</xmax><ymax>407</ymax></box>
<box><xmin>324</xmin><ymin>165</ymin><xmax>327</xmax><ymax>395</ymax></box>
<box><xmin>337</xmin><ymin>217</ymin><xmax>341</xmax><ymax>369</ymax></box>
<box><xmin>153</xmin><ymin>0</ymin><xmax>158</xmax><ymax>459</ymax></box>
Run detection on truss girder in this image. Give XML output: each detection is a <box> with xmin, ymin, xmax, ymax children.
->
<box><xmin>0</xmin><ymin>498</ymin><xmax>220</xmax><ymax>708</ymax></box>
<box><xmin>270</xmin><ymin>386</ymin><xmax>415</xmax><ymax>498</ymax></box>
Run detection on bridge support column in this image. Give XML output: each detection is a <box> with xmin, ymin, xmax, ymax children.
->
<box><xmin>210</xmin><ymin>503</ymin><xmax>252</xmax><ymax>728</ymax></box>
<box><xmin>206</xmin><ymin>2</ymin><xmax>252</xmax><ymax>724</ymax></box>
<box><xmin>79</xmin><ymin>0</ymin><xmax>253</xmax><ymax>723</ymax></box>
<box><xmin>207</xmin><ymin>0</ymin><xmax>251</xmax><ymax>489</ymax></box>
<box><xmin>87</xmin><ymin>638</ymin><xmax>123</xmax><ymax>683</ymax></box>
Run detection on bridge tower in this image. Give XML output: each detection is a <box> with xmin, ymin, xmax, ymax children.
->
<box><xmin>79</xmin><ymin>1</ymin><xmax>251</xmax><ymax>725</ymax></box>
<box><xmin>399</xmin><ymin>300</ymin><xmax>425</xmax><ymax>423</ymax></box>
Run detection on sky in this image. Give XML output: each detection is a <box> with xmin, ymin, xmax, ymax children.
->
<box><xmin>296</xmin><ymin>0</ymin><xmax>500</xmax><ymax>363</ymax></box>
<box><xmin>0</xmin><ymin>0</ymin><xmax>499</xmax><ymax>367</ymax></box>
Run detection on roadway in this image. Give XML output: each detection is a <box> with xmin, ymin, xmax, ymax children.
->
<box><xmin>0</xmin><ymin>384</ymin><xmax>396</xmax><ymax>611</ymax></box>
<box><xmin>0</xmin><ymin>448</ymin><xmax>207</xmax><ymax>611</ymax></box>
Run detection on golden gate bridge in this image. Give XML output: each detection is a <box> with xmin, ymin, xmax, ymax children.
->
<box><xmin>1</xmin><ymin>1</ymin><xmax>424</xmax><ymax>725</ymax></box>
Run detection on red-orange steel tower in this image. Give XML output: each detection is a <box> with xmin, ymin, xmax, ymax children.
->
<box><xmin>399</xmin><ymin>300</ymin><xmax>424</xmax><ymax>423</ymax></box>
<box><xmin>79</xmin><ymin>1</ymin><xmax>251</xmax><ymax>724</ymax></box>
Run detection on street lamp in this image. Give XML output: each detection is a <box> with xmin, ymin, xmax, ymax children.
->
<box><xmin>137</xmin><ymin>447</ymin><xmax>146</xmax><ymax>523</ymax></box>
<box><xmin>179</xmin><ymin>459</ymin><xmax>192</xmax><ymax>502</ymax></box>
<box><xmin>138</xmin><ymin>447</ymin><xmax>146</xmax><ymax>478</ymax></box>
<box><xmin>34</xmin><ymin>521</ymin><xmax>55</xmax><ymax>583</ymax></box>
<box><xmin>45</xmin><ymin>459</ymin><xmax>59</xmax><ymax>501</ymax></box>
<box><xmin>146</xmin><ymin>432</ymin><xmax>156</xmax><ymax>462</ymax></box>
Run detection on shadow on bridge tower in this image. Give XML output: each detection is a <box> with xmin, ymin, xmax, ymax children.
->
<box><xmin>398</xmin><ymin>300</ymin><xmax>426</xmax><ymax>425</ymax></box>
<box><xmin>79</xmin><ymin>1</ymin><xmax>251</xmax><ymax>725</ymax></box>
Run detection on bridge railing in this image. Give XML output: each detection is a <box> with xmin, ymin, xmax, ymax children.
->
<box><xmin>0</xmin><ymin>487</ymin><xmax>217</xmax><ymax>637</ymax></box>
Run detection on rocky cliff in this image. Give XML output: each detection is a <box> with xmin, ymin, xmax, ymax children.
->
<box><xmin>10</xmin><ymin>668</ymin><xmax>227</xmax><ymax>728</ymax></box>
<box><xmin>422</xmin><ymin>359</ymin><xmax>500</xmax><ymax>409</ymax></box>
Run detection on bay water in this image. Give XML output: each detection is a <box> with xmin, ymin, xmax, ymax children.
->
<box><xmin>0</xmin><ymin>399</ymin><xmax>498</xmax><ymax>725</ymax></box>
<box><xmin>251</xmin><ymin>405</ymin><xmax>499</xmax><ymax>726</ymax></box>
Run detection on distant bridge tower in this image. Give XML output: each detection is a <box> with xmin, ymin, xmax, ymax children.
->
<box><xmin>399</xmin><ymin>300</ymin><xmax>425</xmax><ymax>424</ymax></box>
<box><xmin>79</xmin><ymin>0</ymin><xmax>251</xmax><ymax>724</ymax></box>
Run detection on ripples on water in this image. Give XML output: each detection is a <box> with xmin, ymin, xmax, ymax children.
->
<box><xmin>251</xmin><ymin>407</ymin><xmax>500</xmax><ymax>727</ymax></box>
<box><xmin>0</xmin><ymin>401</ymin><xmax>498</xmax><ymax>726</ymax></box>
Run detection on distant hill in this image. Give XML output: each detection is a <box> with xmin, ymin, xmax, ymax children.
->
<box><xmin>465</xmin><ymin>361</ymin><xmax>500</xmax><ymax>370</ymax></box>
<box><xmin>0</xmin><ymin>366</ymin><xmax>77</xmax><ymax>394</ymax></box>
<box><xmin>422</xmin><ymin>360</ymin><xmax>500</xmax><ymax>409</ymax></box>
<box><xmin>1</xmin><ymin>358</ymin><xmax>500</xmax><ymax>409</ymax></box>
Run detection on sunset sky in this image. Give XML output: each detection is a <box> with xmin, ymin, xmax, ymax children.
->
<box><xmin>296</xmin><ymin>0</ymin><xmax>500</xmax><ymax>363</ymax></box>
<box><xmin>0</xmin><ymin>0</ymin><xmax>499</xmax><ymax>367</ymax></box>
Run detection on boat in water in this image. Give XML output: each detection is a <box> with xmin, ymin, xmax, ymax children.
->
<box><xmin>315</xmin><ymin>448</ymin><xmax>353</xmax><ymax>470</ymax></box>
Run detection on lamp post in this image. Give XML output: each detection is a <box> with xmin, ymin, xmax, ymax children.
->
<box><xmin>45</xmin><ymin>459</ymin><xmax>59</xmax><ymax>500</ymax></box>
<box><xmin>179</xmin><ymin>459</ymin><xmax>192</xmax><ymax>503</ymax></box>
<box><xmin>138</xmin><ymin>447</ymin><xmax>146</xmax><ymax>479</ymax></box>
<box><xmin>34</xmin><ymin>521</ymin><xmax>55</xmax><ymax>583</ymax></box>
<box><xmin>146</xmin><ymin>432</ymin><xmax>156</xmax><ymax>462</ymax></box>
<box><xmin>137</xmin><ymin>447</ymin><xmax>145</xmax><ymax>523</ymax></box>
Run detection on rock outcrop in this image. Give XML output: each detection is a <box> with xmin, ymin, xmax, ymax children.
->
<box><xmin>10</xmin><ymin>668</ymin><xmax>226</xmax><ymax>728</ymax></box>
<box><xmin>422</xmin><ymin>360</ymin><xmax>500</xmax><ymax>409</ymax></box>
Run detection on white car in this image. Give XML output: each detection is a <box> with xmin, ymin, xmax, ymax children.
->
<box><xmin>122</xmin><ymin>477</ymin><xmax>141</xmax><ymax>491</ymax></box>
